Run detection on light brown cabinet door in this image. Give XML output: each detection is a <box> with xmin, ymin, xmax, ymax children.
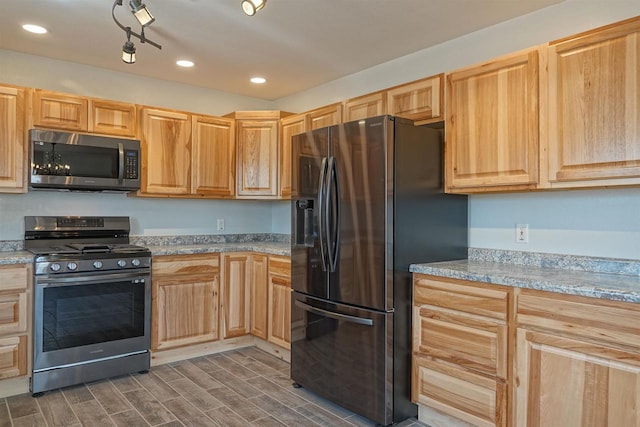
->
<box><xmin>445</xmin><ymin>48</ymin><xmax>541</xmax><ymax>193</ymax></box>
<box><xmin>192</xmin><ymin>115</ymin><xmax>235</xmax><ymax>197</ymax></box>
<box><xmin>33</xmin><ymin>89</ymin><xmax>88</xmax><ymax>131</ymax></box>
<box><xmin>267</xmin><ymin>256</ymin><xmax>291</xmax><ymax>349</ymax></box>
<box><xmin>88</xmin><ymin>99</ymin><xmax>137</xmax><ymax>137</ymax></box>
<box><xmin>343</xmin><ymin>92</ymin><xmax>386</xmax><ymax>122</ymax></box>
<box><xmin>0</xmin><ymin>336</ymin><xmax>27</xmax><ymax>380</ymax></box>
<box><xmin>307</xmin><ymin>103</ymin><xmax>343</xmax><ymax>130</ymax></box>
<box><xmin>152</xmin><ymin>273</ymin><xmax>220</xmax><ymax>351</ymax></box>
<box><xmin>250</xmin><ymin>254</ymin><xmax>269</xmax><ymax>339</ymax></box>
<box><xmin>546</xmin><ymin>17</ymin><xmax>640</xmax><ymax>188</ymax></box>
<box><xmin>0</xmin><ymin>85</ymin><xmax>26</xmax><ymax>192</ymax></box>
<box><xmin>280</xmin><ymin>114</ymin><xmax>308</xmax><ymax>199</ymax></box>
<box><xmin>221</xmin><ymin>253</ymin><xmax>251</xmax><ymax>338</ymax></box>
<box><xmin>516</xmin><ymin>328</ymin><xmax>640</xmax><ymax>427</ymax></box>
<box><xmin>140</xmin><ymin>108</ymin><xmax>192</xmax><ymax>195</ymax></box>
<box><xmin>386</xmin><ymin>74</ymin><xmax>442</xmax><ymax>122</ymax></box>
<box><xmin>236</xmin><ymin>120</ymin><xmax>279</xmax><ymax>197</ymax></box>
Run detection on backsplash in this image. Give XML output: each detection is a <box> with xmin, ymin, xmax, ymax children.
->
<box><xmin>469</xmin><ymin>248</ymin><xmax>640</xmax><ymax>276</ymax></box>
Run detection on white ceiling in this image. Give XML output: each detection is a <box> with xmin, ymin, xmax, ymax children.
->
<box><xmin>1</xmin><ymin>0</ymin><xmax>562</xmax><ymax>101</ymax></box>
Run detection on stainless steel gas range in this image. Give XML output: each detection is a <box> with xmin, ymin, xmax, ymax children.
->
<box><xmin>24</xmin><ymin>216</ymin><xmax>151</xmax><ymax>395</ymax></box>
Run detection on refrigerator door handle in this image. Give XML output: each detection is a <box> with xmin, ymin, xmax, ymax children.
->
<box><xmin>327</xmin><ymin>156</ymin><xmax>340</xmax><ymax>272</ymax></box>
<box><xmin>317</xmin><ymin>157</ymin><xmax>329</xmax><ymax>271</ymax></box>
<box><xmin>295</xmin><ymin>300</ymin><xmax>374</xmax><ymax>326</ymax></box>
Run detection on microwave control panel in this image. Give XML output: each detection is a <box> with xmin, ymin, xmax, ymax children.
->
<box><xmin>125</xmin><ymin>150</ymin><xmax>139</xmax><ymax>179</ymax></box>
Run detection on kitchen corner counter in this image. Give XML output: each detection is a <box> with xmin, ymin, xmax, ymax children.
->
<box><xmin>410</xmin><ymin>248</ymin><xmax>640</xmax><ymax>303</ymax></box>
<box><xmin>146</xmin><ymin>241</ymin><xmax>290</xmax><ymax>257</ymax></box>
<box><xmin>0</xmin><ymin>251</ymin><xmax>33</xmax><ymax>265</ymax></box>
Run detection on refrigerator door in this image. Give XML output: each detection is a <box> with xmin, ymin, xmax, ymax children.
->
<box><xmin>290</xmin><ymin>292</ymin><xmax>393</xmax><ymax>425</ymax></box>
<box><xmin>291</xmin><ymin>128</ymin><xmax>330</xmax><ymax>299</ymax></box>
<box><xmin>329</xmin><ymin>116</ymin><xmax>392</xmax><ymax>311</ymax></box>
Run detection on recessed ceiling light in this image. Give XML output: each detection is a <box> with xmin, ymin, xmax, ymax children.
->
<box><xmin>22</xmin><ymin>24</ymin><xmax>48</xmax><ymax>34</ymax></box>
<box><xmin>250</xmin><ymin>77</ymin><xmax>266</xmax><ymax>84</ymax></box>
<box><xmin>176</xmin><ymin>60</ymin><xmax>194</xmax><ymax>68</ymax></box>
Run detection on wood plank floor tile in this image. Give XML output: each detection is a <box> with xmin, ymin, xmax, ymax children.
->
<box><xmin>294</xmin><ymin>402</ymin><xmax>356</xmax><ymax>427</ymax></box>
<box><xmin>132</xmin><ymin>372</ymin><xmax>180</xmax><ymax>402</ymax></box>
<box><xmin>110</xmin><ymin>374</ymin><xmax>143</xmax><ymax>394</ymax></box>
<box><xmin>190</xmin><ymin>356</ymin><xmax>224</xmax><ymax>374</ymax></box>
<box><xmin>122</xmin><ymin>388</ymin><xmax>177</xmax><ymax>426</ymax></box>
<box><xmin>162</xmin><ymin>397</ymin><xmax>217</xmax><ymax>427</ymax></box>
<box><xmin>170</xmin><ymin>361</ymin><xmax>224</xmax><ymax>391</ymax></box>
<box><xmin>246</xmin><ymin>376</ymin><xmax>308</xmax><ymax>408</ymax></box>
<box><xmin>211</xmin><ymin>369</ymin><xmax>263</xmax><ymax>398</ymax></box>
<box><xmin>249</xmin><ymin>394</ymin><xmax>321</xmax><ymax>426</ymax></box>
<box><xmin>11</xmin><ymin>412</ymin><xmax>49</xmax><ymax>427</ymax></box>
<box><xmin>6</xmin><ymin>394</ymin><xmax>40</xmax><ymax>419</ymax></box>
<box><xmin>36</xmin><ymin>390</ymin><xmax>79</xmax><ymax>427</ymax></box>
<box><xmin>206</xmin><ymin>387</ymin><xmax>267</xmax><ymax>422</ymax></box>
<box><xmin>251</xmin><ymin>415</ymin><xmax>287</xmax><ymax>426</ymax></box>
<box><xmin>204</xmin><ymin>405</ymin><xmax>252</xmax><ymax>427</ymax></box>
<box><xmin>240</xmin><ymin>348</ymin><xmax>289</xmax><ymax>371</ymax></box>
<box><xmin>150</xmin><ymin>364</ymin><xmax>184</xmax><ymax>383</ymax></box>
<box><xmin>168</xmin><ymin>377</ymin><xmax>225</xmax><ymax>412</ymax></box>
<box><xmin>61</xmin><ymin>384</ymin><xmax>94</xmax><ymax>404</ymax></box>
<box><xmin>0</xmin><ymin>400</ymin><xmax>11</xmax><ymax>427</ymax></box>
<box><xmin>71</xmin><ymin>400</ymin><xmax>114</xmax><ymax>426</ymax></box>
<box><xmin>214</xmin><ymin>355</ymin><xmax>261</xmax><ymax>380</ymax></box>
<box><xmin>110</xmin><ymin>409</ymin><xmax>151</xmax><ymax>427</ymax></box>
<box><xmin>88</xmin><ymin>380</ymin><xmax>132</xmax><ymax>414</ymax></box>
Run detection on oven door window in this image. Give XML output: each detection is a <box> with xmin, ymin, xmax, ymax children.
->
<box><xmin>32</xmin><ymin>142</ymin><xmax>119</xmax><ymax>179</ymax></box>
<box><xmin>42</xmin><ymin>280</ymin><xmax>145</xmax><ymax>352</ymax></box>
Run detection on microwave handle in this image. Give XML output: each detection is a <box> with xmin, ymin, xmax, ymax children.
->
<box><xmin>118</xmin><ymin>142</ymin><xmax>125</xmax><ymax>182</ymax></box>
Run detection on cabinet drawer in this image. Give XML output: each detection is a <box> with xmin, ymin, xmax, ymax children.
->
<box><xmin>414</xmin><ymin>275</ymin><xmax>509</xmax><ymax>320</ymax></box>
<box><xmin>414</xmin><ymin>305</ymin><xmax>507</xmax><ymax>378</ymax></box>
<box><xmin>268</xmin><ymin>256</ymin><xmax>291</xmax><ymax>277</ymax></box>
<box><xmin>412</xmin><ymin>355</ymin><xmax>506</xmax><ymax>427</ymax></box>
<box><xmin>517</xmin><ymin>289</ymin><xmax>640</xmax><ymax>351</ymax></box>
<box><xmin>153</xmin><ymin>254</ymin><xmax>220</xmax><ymax>276</ymax></box>
<box><xmin>0</xmin><ymin>292</ymin><xmax>27</xmax><ymax>335</ymax></box>
<box><xmin>0</xmin><ymin>335</ymin><xmax>27</xmax><ymax>380</ymax></box>
<box><xmin>0</xmin><ymin>264</ymin><xmax>29</xmax><ymax>292</ymax></box>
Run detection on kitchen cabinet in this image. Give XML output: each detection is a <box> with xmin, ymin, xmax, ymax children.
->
<box><xmin>387</xmin><ymin>74</ymin><xmax>443</xmax><ymax>123</ymax></box>
<box><xmin>221</xmin><ymin>252</ymin><xmax>251</xmax><ymax>338</ymax></box>
<box><xmin>343</xmin><ymin>91</ymin><xmax>386</xmax><ymax>122</ymax></box>
<box><xmin>250</xmin><ymin>254</ymin><xmax>269</xmax><ymax>339</ymax></box>
<box><xmin>445</xmin><ymin>47</ymin><xmax>542</xmax><ymax>193</ymax></box>
<box><xmin>0</xmin><ymin>85</ymin><xmax>26</xmax><ymax>193</ymax></box>
<box><xmin>139</xmin><ymin>107</ymin><xmax>192</xmax><ymax>195</ymax></box>
<box><xmin>191</xmin><ymin>115</ymin><xmax>235</xmax><ymax>197</ymax></box>
<box><xmin>33</xmin><ymin>89</ymin><xmax>137</xmax><ymax>137</ymax></box>
<box><xmin>0</xmin><ymin>264</ymin><xmax>30</xmax><ymax>380</ymax></box>
<box><xmin>306</xmin><ymin>103</ymin><xmax>343</xmax><ymax>130</ymax></box>
<box><xmin>545</xmin><ymin>16</ymin><xmax>640</xmax><ymax>189</ymax></box>
<box><xmin>267</xmin><ymin>256</ymin><xmax>291</xmax><ymax>349</ymax></box>
<box><xmin>280</xmin><ymin>114</ymin><xmax>308</xmax><ymax>199</ymax></box>
<box><xmin>515</xmin><ymin>289</ymin><xmax>640</xmax><ymax>426</ymax></box>
<box><xmin>412</xmin><ymin>274</ymin><xmax>510</xmax><ymax>427</ymax></box>
<box><xmin>230</xmin><ymin>111</ymin><xmax>288</xmax><ymax>198</ymax></box>
<box><xmin>151</xmin><ymin>254</ymin><xmax>220</xmax><ymax>351</ymax></box>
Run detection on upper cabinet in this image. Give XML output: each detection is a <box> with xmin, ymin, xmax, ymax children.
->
<box><xmin>544</xmin><ymin>16</ymin><xmax>640</xmax><ymax>189</ymax></box>
<box><xmin>32</xmin><ymin>89</ymin><xmax>137</xmax><ymax>137</ymax></box>
<box><xmin>0</xmin><ymin>85</ymin><xmax>26</xmax><ymax>193</ymax></box>
<box><xmin>387</xmin><ymin>74</ymin><xmax>443</xmax><ymax>123</ymax></box>
<box><xmin>191</xmin><ymin>115</ymin><xmax>235</xmax><ymax>197</ymax></box>
<box><xmin>445</xmin><ymin>47</ymin><xmax>543</xmax><ymax>193</ymax></box>
<box><xmin>139</xmin><ymin>107</ymin><xmax>192</xmax><ymax>195</ymax></box>
<box><xmin>343</xmin><ymin>92</ymin><xmax>386</xmax><ymax>122</ymax></box>
<box><xmin>280</xmin><ymin>114</ymin><xmax>308</xmax><ymax>199</ymax></box>
<box><xmin>306</xmin><ymin>103</ymin><xmax>343</xmax><ymax>130</ymax></box>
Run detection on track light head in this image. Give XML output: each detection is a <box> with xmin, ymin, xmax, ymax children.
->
<box><xmin>242</xmin><ymin>0</ymin><xmax>266</xmax><ymax>16</ymax></box>
<box><xmin>122</xmin><ymin>28</ymin><xmax>136</xmax><ymax>64</ymax></box>
<box><xmin>129</xmin><ymin>0</ymin><xmax>155</xmax><ymax>27</ymax></box>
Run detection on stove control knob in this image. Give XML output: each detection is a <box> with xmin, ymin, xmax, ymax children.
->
<box><xmin>50</xmin><ymin>263</ymin><xmax>61</xmax><ymax>272</ymax></box>
<box><xmin>131</xmin><ymin>259</ymin><xmax>141</xmax><ymax>267</ymax></box>
<box><xmin>93</xmin><ymin>261</ymin><xmax>103</xmax><ymax>269</ymax></box>
<box><xmin>67</xmin><ymin>262</ymin><xmax>78</xmax><ymax>271</ymax></box>
<box><xmin>117</xmin><ymin>260</ymin><xmax>127</xmax><ymax>268</ymax></box>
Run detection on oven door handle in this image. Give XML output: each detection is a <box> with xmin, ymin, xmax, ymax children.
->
<box><xmin>36</xmin><ymin>271</ymin><xmax>149</xmax><ymax>287</ymax></box>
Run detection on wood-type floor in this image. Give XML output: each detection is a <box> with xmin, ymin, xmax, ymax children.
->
<box><xmin>0</xmin><ymin>347</ymin><xmax>426</xmax><ymax>426</ymax></box>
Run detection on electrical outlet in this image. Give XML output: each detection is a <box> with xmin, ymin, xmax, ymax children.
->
<box><xmin>516</xmin><ymin>224</ymin><xmax>529</xmax><ymax>243</ymax></box>
<box><xmin>217</xmin><ymin>218</ymin><xmax>225</xmax><ymax>231</ymax></box>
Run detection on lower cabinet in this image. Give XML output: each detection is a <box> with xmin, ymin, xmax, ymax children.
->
<box><xmin>152</xmin><ymin>254</ymin><xmax>220</xmax><ymax>350</ymax></box>
<box><xmin>250</xmin><ymin>254</ymin><xmax>269</xmax><ymax>339</ymax></box>
<box><xmin>221</xmin><ymin>252</ymin><xmax>251</xmax><ymax>339</ymax></box>
<box><xmin>0</xmin><ymin>264</ymin><xmax>30</xmax><ymax>380</ymax></box>
<box><xmin>267</xmin><ymin>256</ymin><xmax>291</xmax><ymax>349</ymax></box>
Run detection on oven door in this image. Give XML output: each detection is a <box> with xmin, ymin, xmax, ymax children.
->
<box><xmin>33</xmin><ymin>271</ymin><xmax>151</xmax><ymax>372</ymax></box>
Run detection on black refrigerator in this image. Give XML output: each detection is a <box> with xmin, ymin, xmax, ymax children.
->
<box><xmin>290</xmin><ymin>115</ymin><xmax>468</xmax><ymax>426</ymax></box>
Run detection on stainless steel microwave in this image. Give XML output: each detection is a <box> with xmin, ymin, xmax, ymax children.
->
<box><xmin>29</xmin><ymin>129</ymin><xmax>141</xmax><ymax>192</ymax></box>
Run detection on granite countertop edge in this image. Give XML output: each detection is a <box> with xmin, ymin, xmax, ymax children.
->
<box><xmin>410</xmin><ymin>259</ymin><xmax>640</xmax><ymax>303</ymax></box>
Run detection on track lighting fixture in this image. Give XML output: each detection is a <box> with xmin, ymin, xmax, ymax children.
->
<box><xmin>242</xmin><ymin>0</ymin><xmax>266</xmax><ymax>16</ymax></box>
<box><xmin>112</xmin><ymin>0</ymin><xmax>161</xmax><ymax>64</ymax></box>
<box><xmin>129</xmin><ymin>0</ymin><xmax>155</xmax><ymax>27</ymax></box>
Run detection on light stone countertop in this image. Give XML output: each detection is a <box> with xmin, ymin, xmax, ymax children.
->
<box><xmin>411</xmin><ymin>250</ymin><xmax>640</xmax><ymax>303</ymax></box>
<box><xmin>146</xmin><ymin>242</ymin><xmax>290</xmax><ymax>257</ymax></box>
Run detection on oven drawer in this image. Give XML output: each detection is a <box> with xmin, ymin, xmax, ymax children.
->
<box><xmin>153</xmin><ymin>254</ymin><xmax>220</xmax><ymax>276</ymax></box>
<box><xmin>0</xmin><ymin>264</ymin><xmax>29</xmax><ymax>292</ymax></box>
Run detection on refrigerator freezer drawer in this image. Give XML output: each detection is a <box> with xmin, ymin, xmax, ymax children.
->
<box><xmin>290</xmin><ymin>292</ymin><xmax>393</xmax><ymax>425</ymax></box>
